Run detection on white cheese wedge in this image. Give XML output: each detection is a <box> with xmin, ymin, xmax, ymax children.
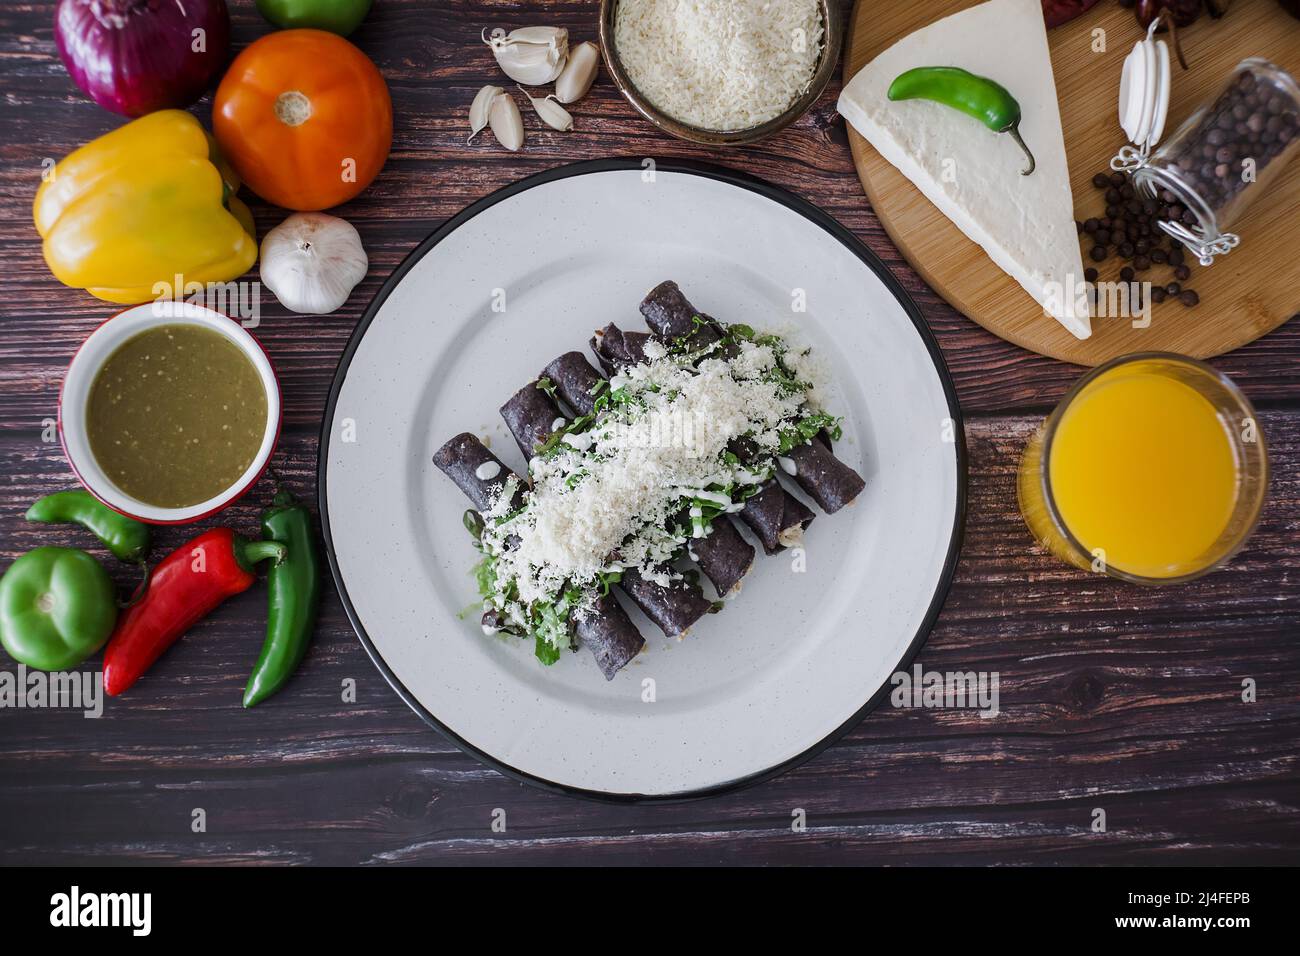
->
<box><xmin>838</xmin><ymin>0</ymin><xmax>1091</xmax><ymax>339</ymax></box>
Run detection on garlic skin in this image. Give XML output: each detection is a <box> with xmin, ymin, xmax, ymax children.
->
<box><xmin>260</xmin><ymin>213</ymin><xmax>368</xmax><ymax>315</ymax></box>
<box><xmin>468</xmin><ymin>85</ymin><xmax>503</xmax><ymax>143</ymax></box>
<box><xmin>555</xmin><ymin>41</ymin><xmax>599</xmax><ymax>104</ymax></box>
<box><xmin>482</xmin><ymin>26</ymin><xmax>568</xmax><ymax>85</ymax></box>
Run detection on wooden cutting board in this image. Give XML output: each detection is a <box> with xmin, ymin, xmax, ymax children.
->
<box><xmin>844</xmin><ymin>0</ymin><xmax>1300</xmax><ymax>365</ymax></box>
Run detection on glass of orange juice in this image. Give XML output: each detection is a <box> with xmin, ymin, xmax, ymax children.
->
<box><xmin>1018</xmin><ymin>353</ymin><xmax>1268</xmax><ymax>584</ymax></box>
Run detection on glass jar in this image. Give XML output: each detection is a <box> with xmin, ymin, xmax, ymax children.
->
<box><xmin>1134</xmin><ymin>58</ymin><xmax>1300</xmax><ymax>265</ymax></box>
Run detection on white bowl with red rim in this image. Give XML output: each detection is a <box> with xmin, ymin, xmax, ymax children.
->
<box><xmin>59</xmin><ymin>300</ymin><xmax>281</xmax><ymax>525</ymax></box>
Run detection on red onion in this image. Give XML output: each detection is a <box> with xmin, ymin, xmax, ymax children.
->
<box><xmin>55</xmin><ymin>0</ymin><xmax>231</xmax><ymax>117</ymax></box>
<box><xmin>1041</xmin><ymin>0</ymin><xmax>1103</xmax><ymax>29</ymax></box>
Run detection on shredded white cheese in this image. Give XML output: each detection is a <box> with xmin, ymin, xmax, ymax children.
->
<box><xmin>614</xmin><ymin>0</ymin><xmax>825</xmax><ymax>131</ymax></box>
<box><xmin>782</xmin><ymin>341</ymin><xmax>829</xmax><ymax>410</ymax></box>
<box><xmin>481</xmin><ymin>339</ymin><xmax>804</xmax><ymax>611</ymax></box>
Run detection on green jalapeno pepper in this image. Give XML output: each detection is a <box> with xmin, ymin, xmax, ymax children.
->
<box><xmin>25</xmin><ymin>490</ymin><xmax>150</xmax><ymax>563</ymax></box>
<box><xmin>0</xmin><ymin>546</ymin><xmax>118</xmax><ymax>671</ymax></box>
<box><xmin>243</xmin><ymin>489</ymin><xmax>321</xmax><ymax>708</ymax></box>
<box><xmin>888</xmin><ymin>66</ymin><xmax>1037</xmax><ymax>176</ymax></box>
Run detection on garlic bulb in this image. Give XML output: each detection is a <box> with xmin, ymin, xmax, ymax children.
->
<box><xmin>468</xmin><ymin>85</ymin><xmax>503</xmax><ymax>143</ymax></box>
<box><xmin>555</xmin><ymin>41</ymin><xmax>599</xmax><ymax>104</ymax></box>
<box><xmin>517</xmin><ymin>85</ymin><xmax>573</xmax><ymax>132</ymax></box>
<box><xmin>482</xmin><ymin>26</ymin><xmax>568</xmax><ymax>85</ymax></box>
<box><xmin>260</xmin><ymin>213</ymin><xmax>368</xmax><ymax>315</ymax></box>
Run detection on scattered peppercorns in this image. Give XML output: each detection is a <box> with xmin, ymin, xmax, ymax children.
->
<box><xmin>1080</xmin><ymin>167</ymin><xmax>1201</xmax><ymax>309</ymax></box>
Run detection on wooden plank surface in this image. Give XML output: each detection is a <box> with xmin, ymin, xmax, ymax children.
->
<box><xmin>1</xmin><ymin>0</ymin><xmax>1297</xmax><ymax>865</ymax></box>
<box><xmin>845</xmin><ymin>0</ymin><xmax>1300</xmax><ymax>365</ymax></box>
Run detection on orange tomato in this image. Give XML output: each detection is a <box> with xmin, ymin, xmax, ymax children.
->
<box><xmin>213</xmin><ymin>29</ymin><xmax>392</xmax><ymax>211</ymax></box>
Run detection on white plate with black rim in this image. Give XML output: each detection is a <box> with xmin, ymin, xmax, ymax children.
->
<box><xmin>320</xmin><ymin>159</ymin><xmax>965</xmax><ymax>800</ymax></box>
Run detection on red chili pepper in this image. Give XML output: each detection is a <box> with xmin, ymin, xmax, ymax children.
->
<box><xmin>103</xmin><ymin>527</ymin><xmax>286</xmax><ymax>696</ymax></box>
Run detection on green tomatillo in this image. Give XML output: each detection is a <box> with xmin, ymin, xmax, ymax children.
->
<box><xmin>0</xmin><ymin>547</ymin><xmax>118</xmax><ymax>671</ymax></box>
<box><xmin>255</xmin><ymin>0</ymin><xmax>373</xmax><ymax>36</ymax></box>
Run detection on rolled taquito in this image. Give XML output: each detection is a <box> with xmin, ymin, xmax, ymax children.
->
<box><xmin>619</xmin><ymin>567</ymin><xmax>714</xmax><ymax>638</ymax></box>
<box><xmin>543</xmin><ymin>351</ymin><xmax>603</xmax><ymax>416</ymax></box>
<box><xmin>500</xmin><ymin>382</ymin><xmax>563</xmax><ymax>460</ymax></box>
<box><xmin>432</xmin><ymin>432</ymin><xmax>522</xmax><ymax>513</ymax></box>
<box><xmin>433</xmin><ymin>431</ymin><xmax>644</xmax><ymax>680</ymax></box>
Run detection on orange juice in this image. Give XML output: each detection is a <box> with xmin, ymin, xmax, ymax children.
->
<box><xmin>1018</xmin><ymin>354</ymin><xmax>1267</xmax><ymax>583</ymax></box>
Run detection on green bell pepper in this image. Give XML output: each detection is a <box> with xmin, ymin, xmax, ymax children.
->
<box><xmin>0</xmin><ymin>547</ymin><xmax>118</xmax><ymax>671</ymax></box>
<box><xmin>255</xmin><ymin>0</ymin><xmax>373</xmax><ymax>36</ymax></box>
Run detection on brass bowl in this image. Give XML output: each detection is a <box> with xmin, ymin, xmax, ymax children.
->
<box><xmin>597</xmin><ymin>0</ymin><xmax>842</xmax><ymax>146</ymax></box>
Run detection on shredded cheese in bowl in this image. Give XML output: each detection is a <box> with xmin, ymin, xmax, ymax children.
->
<box><xmin>614</xmin><ymin>0</ymin><xmax>825</xmax><ymax>132</ymax></box>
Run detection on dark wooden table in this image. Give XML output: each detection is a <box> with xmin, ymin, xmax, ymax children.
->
<box><xmin>1</xmin><ymin>1</ymin><xmax>1297</xmax><ymax>866</ymax></box>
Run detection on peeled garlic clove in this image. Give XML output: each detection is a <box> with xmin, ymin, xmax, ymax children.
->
<box><xmin>482</xmin><ymin>26</ymin><xmax>568</xmax><ymax>85</ymax></box>
<box><xmin>537</xmin><ymin>95</ymin><xmax>574</xmax><ymax>132</ymax></box>
<box><xmin>488</xmin><ymin>91</ymin><xmax>525</xmax><ymax>151</ymax></box>
<box><xmin>518</xmin><ymin>86</ymin><xmax>573</xmax><ymax>132</ymax></box>
<box><xmin>555</xmin><ymin>41</ymin><xmax>599</xmax><ymax>104</ymax></box>
<box><xmin>260</xmin><ymin>212</ymin><xmax>368</xmax><ymax>315</ymax></box>
<box><xmin>469</xmin><ymin>85</ymin><xmax>503</xmax><ymax>143</ymax></box>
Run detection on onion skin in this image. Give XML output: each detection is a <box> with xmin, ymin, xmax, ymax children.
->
<box><xmin>55</xmin><ymin>0</ymin><xmax>231</xmax><ymax>117</ymax></box>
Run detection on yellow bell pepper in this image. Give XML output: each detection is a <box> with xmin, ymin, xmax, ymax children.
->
<box><xmin>33</xmin><ymin>110</ymin><xmax>257</xmax><ymax>304</ymax></box>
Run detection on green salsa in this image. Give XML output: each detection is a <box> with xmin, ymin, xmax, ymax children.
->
<box><xmin>86</xmin><ymin>324</ymin><xmax>269</xmax><ymax>508</ymax></box>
